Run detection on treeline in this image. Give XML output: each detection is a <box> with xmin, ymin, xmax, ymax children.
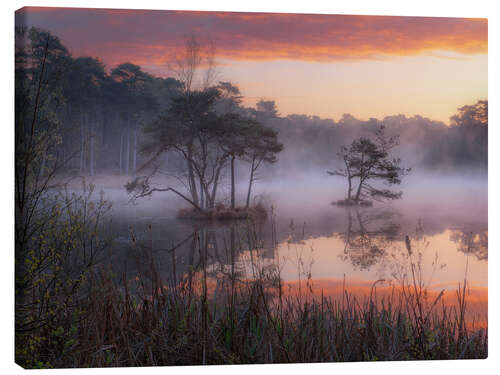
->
<box><xmin>16</xmin><ymin>27</ymin><xmax>182</xmax><ymax>176</ymax></box>
<box><xmin>16</xmin><ymin>27</ymin><xmax>487</xmax><ymax>181</ymax></box>
<box><xmin>257</xmin><ymin>104</ymin><xmax>487</xmax><ymax>175</ymax></box>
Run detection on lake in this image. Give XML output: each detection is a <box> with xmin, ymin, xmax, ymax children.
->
<box><xmin>92</xmin><ymin>173</ymin><xmax>488</xmax><ymax>328</ymax></box>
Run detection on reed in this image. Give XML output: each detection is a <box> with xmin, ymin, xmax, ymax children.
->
<box><xmin>16</xmin><ymin>218</ymin><xmax>487</xmax><ymax>368</ymax></box>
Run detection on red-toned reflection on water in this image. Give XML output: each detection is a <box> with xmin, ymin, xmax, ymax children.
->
<box><xmin>280</xmin><ymin>278</ymin><xmax>487</xmax><ymax>329</ymax></box>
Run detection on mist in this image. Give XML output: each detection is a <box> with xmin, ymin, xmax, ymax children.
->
<box><xmin>15</xmin><ymin>15</ymin><xmax>489</xmax><ymax>367</ymax></box>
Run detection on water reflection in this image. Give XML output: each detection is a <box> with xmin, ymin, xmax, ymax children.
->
<box><xmin>450</xmin><ymin>228</ymin><xmax>488</xmax><ymax>261</ymax></box>
<box><xmin>97</xmin><ymin>192</ymin><xmax>489</xmax><ymax>330</ymax></box>
<box><xmin>104</xmin><ymin>193</ymin><xmax>487</xmax><ymax>294</ymax></box>
<box><xmin>340</xmin><ymin>207</ymin><xmax>401</xmax><ymax>270</ymax></box>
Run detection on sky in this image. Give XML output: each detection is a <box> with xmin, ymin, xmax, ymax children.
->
<box><xmin>16</xmin><ymin>7</ymin><xmax>488</xmax><ymax>124</ymax></box>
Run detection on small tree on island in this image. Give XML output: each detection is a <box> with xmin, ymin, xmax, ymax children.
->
<box><xmin>328</xmin><ymin>126</ymin><xmax>410</xmax><ymax>205</ymax></box>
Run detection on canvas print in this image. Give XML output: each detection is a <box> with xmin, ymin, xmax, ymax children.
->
<box><xmin>14</xmin><ymin>7</ymin><xmax>487</xmax><ymax>368</ymax></box>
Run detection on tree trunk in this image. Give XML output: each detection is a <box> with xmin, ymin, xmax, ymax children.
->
<box><xmin>186</xmin><ymin>145</ymin><xmax>200</xmax><ymax>207</ymax></box>
<box><xmin>230</xmin><ymin>155</ymin><xmax>236</xmax><ymax>210</ymax></box>
<box><xmin>204</xmin><ymin>185</ymin><xmax>213</xmax><ymax>209</ymax></box>
<box><xmin>39</xmin><ymin>153</ymin><xmax>46</xmax><ymax>177</ymax></box>
<box><xmin>354</xmin><ymin>153</ymin><xmax>365</xmax><ymax>202</ymax></box>
<box><xmin>210</xmin><ymin>164</ymin><xmax>222</xmax><ymax>209</ymax></box>
<box><xmin>79</xmin><ymin>109</ymin><xmax>85</xmax><ymax>173</ymax></box>
<box><xmin>187</xmin><ymin>162</ymin><xmax>199</xmax><ymax>207</ymax></box>
<box><xmin>89</xmin><ymin>121</ymin><xmax>94</xmax><ymax>176</ymax></box>
<box><xmin>133</xmin><ymin>123</ymin><xmax>137</xmax><ymax>175</ymax></box>
<box><xmin>89</xmin><ymin>110</ymin><xmax>95</xmax><ymax>176</ymax></box>
<box><xmin>245</xmin><ymin>155</ymin><xmax>256</xmax><ymax>208</ymax></box>
<box><xmin>125</xmin><ymin>115</ymin><xmax>130</xmax><ymax>175</ymax></box>
<box><xmin>200</xmin><ymin>184</ymin><xmax>205</xmax><ymax>210</ymax></box>
<box><xmin>119</xmin><ymin>130</ymin><xmax>123</xmax><ymax>175</ymax></box>
<box><xmin>344</xmin><ymin>155</ymin><xmax>352</xmax><ymax>201</ymax></box>
<box><xmin>347</xmin><ymin>176</ymin><xmax>352</xmax><ymax>200</ymax></box>
<box><xmin>101</xmin><ymin>110</ymin><xmax>107</xmax><ymax>153</ymax></box>
<box><xmin>354</xmin><ymin>177</ymin><xmax>363</xmax><ymax>202</ymax></box>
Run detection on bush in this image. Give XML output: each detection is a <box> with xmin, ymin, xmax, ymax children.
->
<box><xmin>176</xmin><ymin>204</ymin><xmax>267</xmax><ymax>221</ymax></box>
<box><xmin>336</xmin><ymin>199</ymin><xmax>373</xmax><ymax>207</ymax></box>
<box><xmin>15</xmin><ymin>182</ymin><xmax>112</xmax><ymax>368</ymax></box>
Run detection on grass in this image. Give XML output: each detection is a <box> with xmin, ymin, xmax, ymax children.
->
<box><xmin>62</xmin><ymin>269</ymin><xmax>486</xmax><ymax>367</ymax></box>
<box><xmin>16</xmin><ymin>216</ymin><xmax>487</xmax><ymax>368</ymax></box>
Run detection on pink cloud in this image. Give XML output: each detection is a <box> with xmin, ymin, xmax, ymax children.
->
<box><xmin>16</xmin><ymin>7</ymin><xmax>487</xmax><ymax>69</ymax></box>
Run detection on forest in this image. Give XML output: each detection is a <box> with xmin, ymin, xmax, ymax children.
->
<box><xmin>16</xmin><ymin>27</ymin><xmax>487</xmax><ymax>183</ymax></box>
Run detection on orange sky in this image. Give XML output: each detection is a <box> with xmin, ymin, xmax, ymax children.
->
<box><xmin>16</xmin><ymin>7</ymin><xmax>488</xmax><ymax>123</ymax></box>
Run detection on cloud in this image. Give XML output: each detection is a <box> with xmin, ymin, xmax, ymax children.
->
<box><xmin>16</xmin><ymin>7</ymin><xmax>487</xmax><ymax>70</ymax></box>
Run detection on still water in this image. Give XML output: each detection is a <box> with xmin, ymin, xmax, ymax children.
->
<box><xmin>94</xmin><ymin>174</ymin><xmax>488</xmax><ymax>326</ymax></box>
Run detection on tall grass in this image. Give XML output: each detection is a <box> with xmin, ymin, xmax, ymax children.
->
<box><xmin>68</xmin><ymin>266</ymin><xmax>485</xmax><ymax>367</ymax></box>
<box><xmin>22</xmin><ymin>222</ymin><xmax>485</xmax><ymax>368</ymax></box>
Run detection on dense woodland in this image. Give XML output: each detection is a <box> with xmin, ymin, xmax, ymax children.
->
<box><xmin>16</xmin><ymin>27</ymin><xmax>487</xmax><ymax>184</ymax></box>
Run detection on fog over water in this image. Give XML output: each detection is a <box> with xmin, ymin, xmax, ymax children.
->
<box><xmin>78</xmin><ymin>171</ymin><xmax>487</xmax><ymax>297</ymax></box>
<box><xmin>15</xmin><ymin>20</ymin><xmax>489</xmax><ymax>366</ymax></box>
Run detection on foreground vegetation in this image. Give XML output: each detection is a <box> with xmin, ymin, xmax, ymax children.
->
<box><xmin>16</xmin><ymin>212</ymin><xmax>487</xmax><ymax>368</ymax></box>
<box><xmin>16</xmin><ymin>261</ymin><xmax>487</xmax><ymax>368</ymax></box>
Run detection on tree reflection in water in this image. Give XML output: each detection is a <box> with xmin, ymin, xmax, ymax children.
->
<box><xmin>120</xmin><ymin>205</ymin><xmax>487</xmax><ymax>298</ymax></box>
<box><xmin>339</xmin><ymin>207</ymin><xmax>401</xmax><ymax>270</ymax></box>
<box><xmin>450</xmin><ymin>228</ymin><xmax>488</xmax><ymax>261</ymax></box>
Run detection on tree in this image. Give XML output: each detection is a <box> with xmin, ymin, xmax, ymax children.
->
<box><xmin>244</xmin><ymin>123</ymin><xmax>283</xmax><ymax>208</ymax></box>
<box><xmin>448</xmin><ymin>100</ymin><xmax>488</xmax><ymax>168</ymax></box>
<box><xmin>450</xmin><ymin>100</ymin><xmax>488</xmax><ymax>128</ymax></box>
<box><xmin>170</xmin><ymin>35</ymin><xmax>217</xmax><ymax>93</ymax></box>
<box><xmin>328</xmin><ymin>126</ymin><xmax>410</xmax><ymax>205</ymax></box>
<box><xmin>65</xmin><ymin>57</ymin><xmax>107</xmax><ymax>175</ymax></box>
<box><xmin>125</xmin><ymin>36</ymin><xmax>283</xmax><ymax>215</ymax></box>
<box><xmin>15</xmin><ymin>28</ymin><xmax>111</xmax><ymax>367</ymax></box>
<box><xmin>127</xmin><ymin>87</ymin><xmax>224</xmax><ymax>211</ymax></box>
<box><xmin>216</xmin><ymin>82</ymin><xmax>244</xmax><ymax>209</ymax></box>
<box><xmin>125</xmin><ymin>35</ymin><xmax>227</xmax><ymax>210</ymax></box>
<box><xmin>256</xmin><ymin>100</ymin><xmax>278</xmax><ymax>118</ymax></box>
<box><xmin>218</xmin><ymin>113</ymin><xmax>249</xmax><ymax>209</ymax></box>
<box><xmin>111</xmin><ymin>63</ymin><xmax>158</xmax><ymax>175</ymax></box>
<box><xmin>240</xmin><ymin>100</ymin><xmax>283</xmax><ymax>208</ymax></box>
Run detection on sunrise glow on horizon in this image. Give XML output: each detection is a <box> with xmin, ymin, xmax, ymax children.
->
<box><xmin>16</xmin><ymin>7</ymin><xmax>488</xmax><ymax>124</ymax></box>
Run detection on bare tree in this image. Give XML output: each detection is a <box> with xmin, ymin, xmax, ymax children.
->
<box><xmin>171</xmin><ymin>35</ymin><xmax>218</xmax><ymax>93</ymax></box>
